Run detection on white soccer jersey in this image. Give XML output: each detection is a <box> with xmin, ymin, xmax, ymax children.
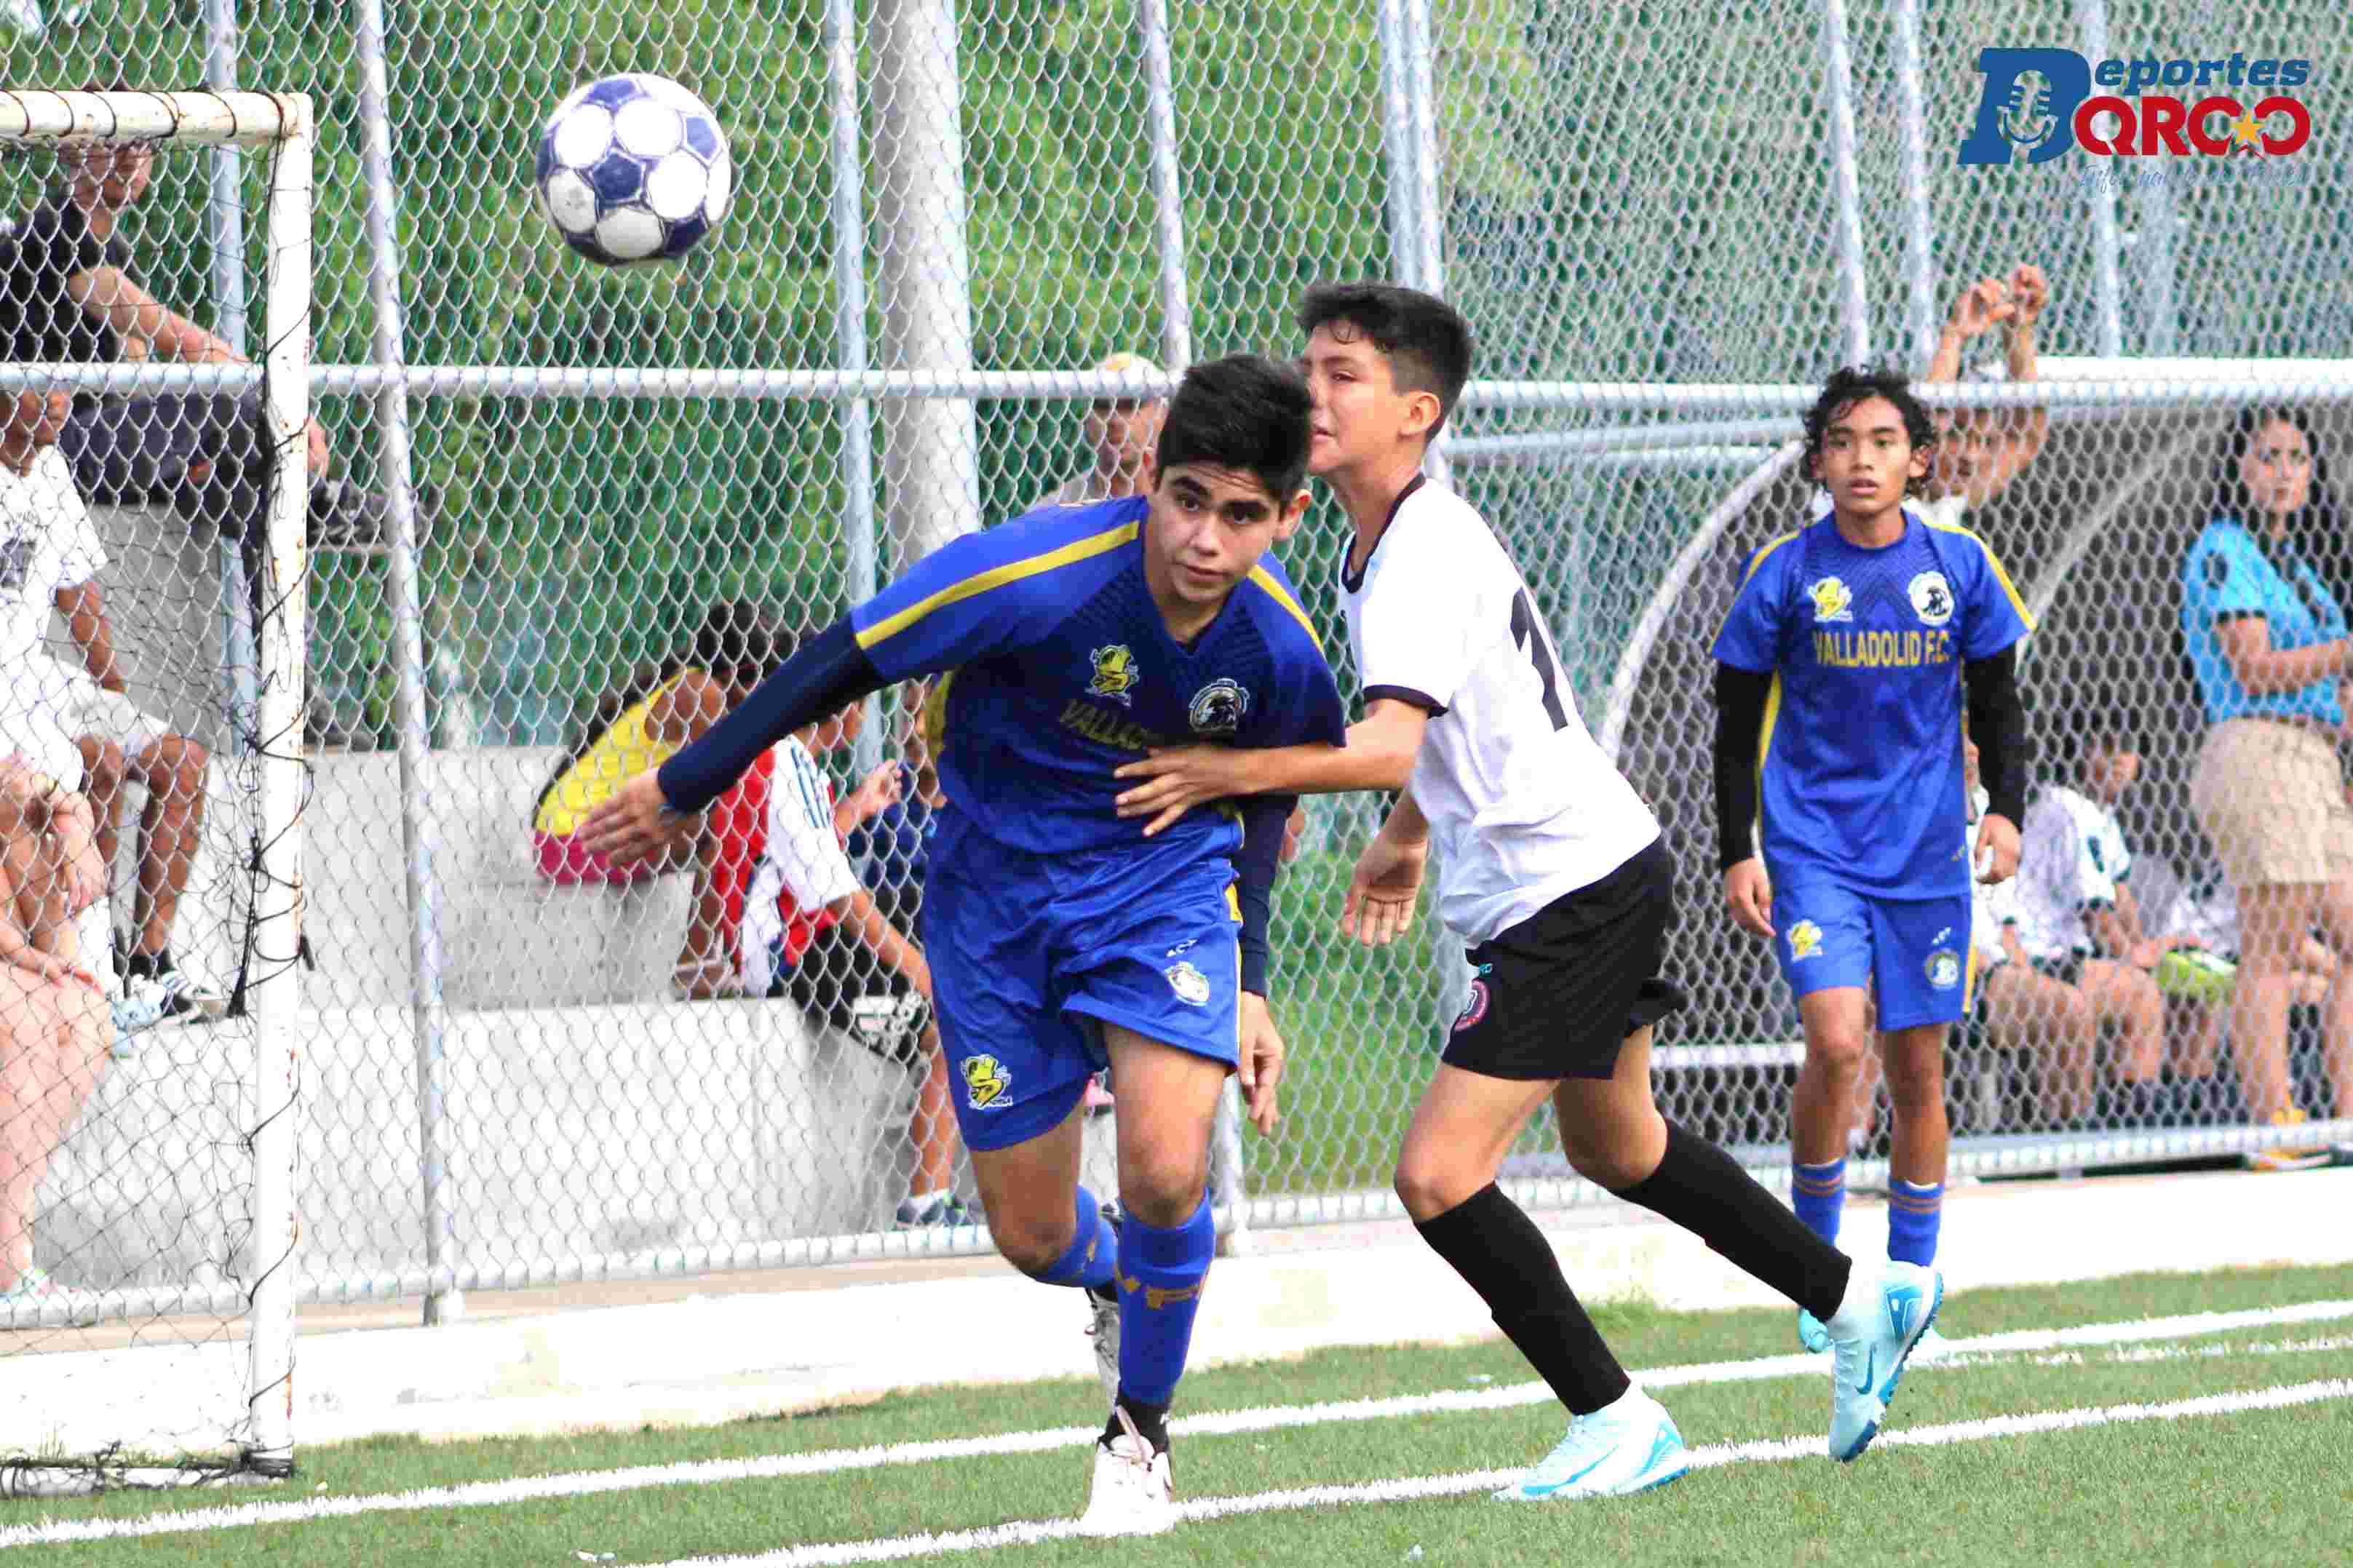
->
<box><xmin>1344</xmin><ymin>476</ymin><xmax>1659</xmax><ymax>944</ymax></box>
<box><xmin>738</xmin><ymin>737</ymin><xmax>862</xmax><ymax>996</ymax></box>
<box><xmin>0</xmin><ymin>447</ymin><xmax>106</xmax><ymax>774</ymax></box>
<box><xmin>2015</xmin><ymin>783</ymin><xmax>2132</xmax><ymax>961</ymax></box>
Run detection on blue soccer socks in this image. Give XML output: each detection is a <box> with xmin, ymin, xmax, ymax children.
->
<box><xmin>1886</xmin><ymin>1178</ymin><xmax>1945</xmax><ymax>1267</ymax></box>
<box><xmin>1792</xmin><ymin>1158</ymin><xmax>1846</xmax><ymax>1245</ymax></box>
<box><xmin>1115</xmin><ymin>1194</ymin><xmax>1216</xmax><ymax>1409</ymax></box>
<box><xmin>1035</xmin><ymin>1185</ymin><xmax>1119</xmax><ymax>1292</ymax></box>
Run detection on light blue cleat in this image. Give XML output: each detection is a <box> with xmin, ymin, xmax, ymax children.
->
<box><xmin>1797</xmin><ymin>1308</ymin><xmax>1830</xmax><ymax>1353</ymax></box>
<box><xmin>1493</xmin><ymin>1388</ymin><xmax>1690</xmax><ymax>1502</ymax></box>
<box><xmin>1828</xmin><ymin>1261</ymin><xmax>1943</xmax><ymax>1462</ymax></box>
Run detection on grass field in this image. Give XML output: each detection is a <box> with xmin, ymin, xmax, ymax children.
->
<box><xmin>2</xmin><ymin>1262</ymin><xmax>2346</xmax><ymax>1565</ymax></box>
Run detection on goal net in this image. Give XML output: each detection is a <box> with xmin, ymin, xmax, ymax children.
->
<box><xmin>0</xmin><ymin>89</ymin><xmax>308</xmax><ymax>1492</ymax></box>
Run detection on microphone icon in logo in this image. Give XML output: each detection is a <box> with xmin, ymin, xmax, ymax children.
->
<box><xmin>1997</xmin><ymin>71</ymin><xmax>2056</xmax><ymax>154</ymax></box>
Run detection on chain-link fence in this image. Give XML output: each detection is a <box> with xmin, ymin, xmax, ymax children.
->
<box><xmin>1</xmin><ymin>0</ymin><xmax>2349</xmax><ymax>1470</ymax></box>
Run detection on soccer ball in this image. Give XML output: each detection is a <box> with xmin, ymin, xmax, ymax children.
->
<box><xmin>536</xmin><ymin>73</ymin><xmax>731</xmax><ymax>266</ymax></box>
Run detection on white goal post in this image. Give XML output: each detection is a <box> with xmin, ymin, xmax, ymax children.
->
<box><xmin>0</xmin><ymin>89</ymin><xmax>308</xmax><ymax>1489</ymax></box>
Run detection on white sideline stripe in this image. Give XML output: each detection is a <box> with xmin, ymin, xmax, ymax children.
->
<box><xmin>668</xmin><ymin>1379</ymin><xmax>2353</xmax><ymax>1568</ymax></box>
<box><xmin>2</xmin><ymin>1298</ymin><xmax>2345</xmax><ymax>1550</ymax></box>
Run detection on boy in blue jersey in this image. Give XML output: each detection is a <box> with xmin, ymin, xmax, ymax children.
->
<box><xmin>1711</xmin><ymin>365</ymin><xmax>2035</xmax><ymax>1353</ymax></box>
<box><xmin>581</xmin><ymin>354</ymin><xmax>1346</xmax><ymax>1537</ymax></box>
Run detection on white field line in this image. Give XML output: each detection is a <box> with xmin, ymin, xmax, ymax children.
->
<box><xmin>3</xmin><ymin>1297</ymin><xmax>2346</xmax><ymax>1550</ymax></box>
<box><xmin>664</xmin><ymin>1378</ymin><xmax>2353</xmax><ymax>1568</ymax></box>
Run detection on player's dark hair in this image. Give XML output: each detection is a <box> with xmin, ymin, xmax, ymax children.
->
<box><xmin>1153</xmin><ymin>353</ymin><xmax>1312</xmax><ymax>504</ymax></box>
<box><xmin>1803</xmin><ymin>365</ymin><xmax>1937</xmax><ymax>496</ymax></box>
<box><xmin>1295</xmin><ymin>282</ymin><xmax>1473</xmax><ymax>437</ymax></box>
<box><xmin>534</xmin><ymin>600</ymin><xmax>785</xmax><ymax>815</ymax></box>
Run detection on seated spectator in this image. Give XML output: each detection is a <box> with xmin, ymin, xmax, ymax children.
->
<box><xmin>0</xmin><ymin>387</ymin><xmax>218</xmax><ymax>1035</ymax></box>
<box><xmin>0</xmin><ymin>134</ymin><xmax>346</xmax><ymax>545</ymax></box>
<box><xmin>1025</xmin><ymin>352</ymin><xmax>1166</xmax><ymax>514</ymax></box>
<box><xmin>0</xmin><ymin>747</ymin><xmax>112</xmax><ymax>1305</ymax></box>
<box><xmin>2178</xmin><ymin>405</ymin><xmax>2353</xmax><ymax>1161</ymax></box>
<box><xmin>1916</xmin><ymin>265</ymin><xmax>2050</xmax><ymax>523</ymax></box>
<box><xmin>735</xmin><ymin>688</ymin><xmax>967</xmax><ymax>1230</ymax></box>
<box><xmin>532</xmin><ymin>602</ymin><xmax>780</xmax><ymax>996</ymax></box>
<box><xmin>2011</xmin><ymin>722</ymin><xmax>2186</xmax><ymax>1125</ymax></box>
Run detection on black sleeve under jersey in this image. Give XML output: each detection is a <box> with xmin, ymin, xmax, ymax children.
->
<box><xmin>1232</xmin><ymin>793</ymin><xmax>1295</xmax><ymax>997</ymax></box>
<box><xmin>1712</xmin><ymin>662</ymin><xmax>1774</xmax><ymax>871</ymax></box>
<box><xmin>1964</xmin><ymin>645</ymin><xmax>2029</xmax><ymax>827</ymax></box>
<box><xmin>656</xmin><ymin>619</ymin><xmax>886</xmax><ymax>816</ymax></box>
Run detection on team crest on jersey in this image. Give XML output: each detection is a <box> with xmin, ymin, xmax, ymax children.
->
<box><xmin>1164</xmin><ymin>960</ymin><xmax>1212</xmax><ymax>1006</ymax></box>
<box><xmin>1924</xmin><ymin>947</ymin><xmax>1963</xmax><ymax>990</ymax></box>
<box><xmin>1806</xmin><ymin>576</ymin><xmax>1854</xmax><ymax>624</ymax></box>
<box><xmin>1787</xmin><ymin>920</ymin><xmax>1825</xmax><ymax>961</ymax></box>
<box><xmin>1188</xmin><ymin>677</ymin><xmax>1250</xmax><ymax>736</ymax></box>
<box><xmin>962</xmin><ymin>1054</ymin><xmax>1010</xmax><ymax>1108</ymax></box>
<box><xmin>1087</xmin><ymin>644</ymin><xmax>1139</xmax><ymax>706</ymax></box>
<box><xmin>1908</xmin><ymin>570</ymin><xmax>1955</xmax><ymax>626</ymax></box>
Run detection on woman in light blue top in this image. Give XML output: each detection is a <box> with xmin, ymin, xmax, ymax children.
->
<box><xmin>2178</xmin><ymin>405</ymin><xmax>2353</xmax><ymax>1139</ymax></box>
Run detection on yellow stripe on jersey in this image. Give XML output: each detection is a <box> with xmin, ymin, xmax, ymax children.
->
<box><xmin>1736</xmin><ymin>528</ymin><xmax>1804</xmax><ymax>590</ymax></box>
<box><xmin>1245</xmin><ymin>565</ymin><xmax>1323</xmax><ymax>653</ymax></box>
<box><xmin>1226</xmin><ymin>883</ymin><xmax>1242</xmax><ymax>922</ymax></box>
<box><xmin>1926</xmin><ymin>520</ymin><xmax>2037</xmax><ymax>634</ymax></box>
<box><xmin>1753</xmin><ymin>673</ymin><xmax>1784</xmax><ymax>832</ymax></box>
<box><xmin>854</xmin><ymin>521</ymin><xmax>1140</xmax><ymax>652</ymax></box>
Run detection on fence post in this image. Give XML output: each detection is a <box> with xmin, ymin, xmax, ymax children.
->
<box><xmin>1891</xmin><ymin>0</ymin><xmax>1937</xmax><ymax>370</ymax></box>
<box><xmin>1822</xmin><ymin>0</ymin><xmax>1873</xmax><ymax>367</ymax></box>
<box><xmin>826</xmin><ymin>0</ymin><xmax>883</xmax><ymax>776</ymax></box>
<box><xmin>202</xmin><ymin>0</ymin><xmax>262</xmax><ymax>767</ymax></box>
<box><xmin>872</xmin><ymin>0</ymin><xmax>980</xmax><ymax>568</ymax></box>
<box><xmin>2078</xmin><ymin>0</ymin><xmax>2124</xmax><ymax>357</ymax></box>
<box><xmin>355</xmin><ymin>0</ymin><xmax>461</xmax><ymax>1325</ymax></box>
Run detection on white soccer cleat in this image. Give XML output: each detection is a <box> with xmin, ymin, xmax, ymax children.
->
<box><xmin>1077</xmin><ymin>1406</ymin><xmax>1175</xmax><ymax>1537</ymax></box>
<box><xmin>1492</xmin><ymin>1387</ymin><xmax>1690</xmax><ymax>1502</ymax></box>
<box><xmin>1086</xmin><ymin>1286</ymin><xmax>1121</xmax><ymax>1403</ymax></box>
<box><xmin>1827</xmin><ymin>1260</ymin><xmax>1943</xmax><ymax>1462</ymax></box>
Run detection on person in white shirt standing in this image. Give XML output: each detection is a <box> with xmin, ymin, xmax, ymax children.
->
<box><xmin>0</xmin><ymin>388</ymin><xmax>223</xmax><ymax>1035</ymax></box>
<box><xmin>1112</xmin><ymin>282</ymin><xmax>1941</xmax><ymax>1489</ymax></box>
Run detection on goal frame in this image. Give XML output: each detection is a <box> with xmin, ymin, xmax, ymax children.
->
<box><xmin>0</xmin><ymin>88</ymin><xmax>309</xmax><ymax>1483</ymax></box>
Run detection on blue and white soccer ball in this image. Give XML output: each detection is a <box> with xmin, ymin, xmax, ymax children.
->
<box><xmin>536</xmin><ymin>73</ymin><xmax>731</xmax><ymax>266</ymax></box>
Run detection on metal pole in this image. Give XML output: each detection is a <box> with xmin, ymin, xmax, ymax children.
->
<box><xmin>355</xmin><ymin>0</ymin><xmax>461</xmax><ymax>1326</ymax></box>
<box><xmin>826</xmin><ymin>0</ymin><xmax>883</xmax><ymax>780</ymax></box>
<box><xmin>871</xmin><ymin>0</ymin><xmax>980</xmax><ymax>567</ymax></box>
<box><xmin>205</xmin><ymin>0</ymin><xmax>261</xmax><ymax>762</ymax></box>
<box><xmin>2079</xmin><ymin>0</ymin><xmax>2124</xmax><ymax>357</ymax></box>
<box><xmin>1137</xmin><ymin>0</ymin><xmax>1193</xmax><ymax>375</ymax></box>
<box><xmin>1375</xmin><ymin>0</ymin><xmax>1415</xmax><ymax>300</ymax></box>
<box><xmin>244</xmin><ymin>92</ymin><xmax>312</xmax><ymax>1481</ymax></box>
<box><xmin>1821</xmin><ymin>0</ymin><xmax>1872</xmax><ymax>367</ymax></box>
<box><xmin>2134</xmin><ymin>171</ymin><xmax>2179</xmax><ymax>356</ymax></box>
<box><xmin>1891</xmin><ymin>0</ymin><xmax>1937</xmax><ymax>371</ymax></box>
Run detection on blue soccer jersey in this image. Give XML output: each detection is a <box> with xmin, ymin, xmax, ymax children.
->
<box><xmin>851</xmin><ymin>498</ymin><xmax>1349</xmax><ymax>860</ymax></box>
<box><xmin>1712</xmin><ymin>508</ymin><xmax>2033</xmax><ymax>900</ymax></box>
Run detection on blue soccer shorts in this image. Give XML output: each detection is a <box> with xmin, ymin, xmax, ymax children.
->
<box><xmin>919</xmin><ymin>811</ymin><xmax>1242</xmax><ymax>1152</ymax></box>
<box><xmin>1771</xmin><ymin>878</ymin><xmax>1972</xmax><ymax>1031</ymax></box>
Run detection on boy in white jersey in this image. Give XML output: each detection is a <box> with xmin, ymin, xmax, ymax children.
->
<box><xmin>1114</xmin><ymin>284</ymin><xmax>1940</xmax><ymax>1486</ymax></box>
<box><xmin>1711</xmin><ymin>367</ymin><xmax>2033</xmax><ymax>1356</ymax></box>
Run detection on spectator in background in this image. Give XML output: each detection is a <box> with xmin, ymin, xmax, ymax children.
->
<box><xmin>2012</xmin><ymin>720</ymin><xmax>2199</xmax><ymax>1126</ymax></box>
<box><xmin>1918</xmin><ymin>265</ymin><xmax>2050</xmax><ymax>524</ymax></box>
<box><xmin>0</xmin><ymin>751</ymin><xmax>111</xmax><ymax>1303</ymax></box>
<box><xmin>0</xmin><ymin>134</ymin><xmax>347</xmax><ymax>544</ymax></box>
<box><xmin>1026</xmin><ymin>352</ymin><xmax>1167</xmax><ymax>513</ymax></box>
<box><xmin>736</xmin><ymin>686</ymin><xmax>967</xmax><ymax>1230</ymax></box>
<box><xmin>2178</xmin><ymin>405</ymin><xmax>2353</xmax><ymax>1161</ymax></box>
<box><xmin>532</xmin><ymin>602</ymin><xmax>782</xmax><ymax>998</ymax></box>
<box><xmin>0</xmin><ymin>387</ymin><xmax>219</xmax><ymax>1032</ymax></box>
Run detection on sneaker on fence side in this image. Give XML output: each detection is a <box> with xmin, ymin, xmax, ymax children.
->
<box><xmin>1492</xmin><ymin>1386</ymin><xmax>1689</xmax><ymax>1501</ymax></box>
<box><xmin>2245</xmin><ymin>1109</ymin><xmax>2333</xmax><ymax>1173</ymax></box>
<box><xmin>892</xmin><ymin>1190</ymin><xmax>979</xmax><ymax>1230</ymax></box>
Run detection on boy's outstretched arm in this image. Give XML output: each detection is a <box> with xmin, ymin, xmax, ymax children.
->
<box><xmin>1113</xmin><ymin>698</ymin><xmax>1429</xmax><ymax>838</ymax></box>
